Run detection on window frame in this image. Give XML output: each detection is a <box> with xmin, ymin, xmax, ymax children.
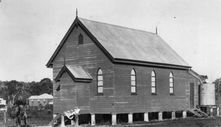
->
<box><xmin>169</xmin><ymin>72</ymin><xmax>174</xmax><ymax>95</ymax></box>
<box><xmin>97</xmin><ymin>68</ymin><xmax>103</xmax><ymax>95</ymax></box>
<box><xmin>131</xmin><ymin>69</ymin><xmax>137</xmax><ymax>95</ymax></box>
<box><xmin>151</xmin><ymin>70</ymin><xmax>157</xmax><ymax>95</ymax></box>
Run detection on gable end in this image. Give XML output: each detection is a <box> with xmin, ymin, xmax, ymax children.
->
<box><xmin>54</xmin><ymin>65</ymin><xmax>92</xmax><ymax>83</ymax></box>
<box><xmin>46</xmin><ymin>17</ymin><xmax>114</xmax><ymax>68</ymax></box>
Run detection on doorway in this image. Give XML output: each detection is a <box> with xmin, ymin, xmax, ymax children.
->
<box><xmin>190</xmin><ymin>83</ymin><xmax>195</xmax><ymax>108</ymax></box>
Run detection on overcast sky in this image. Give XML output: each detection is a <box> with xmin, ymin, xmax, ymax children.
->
<box><xmin>0</xmin><ymin>0</ymin><xmax>221</xmax><ymax>82</ymax></box>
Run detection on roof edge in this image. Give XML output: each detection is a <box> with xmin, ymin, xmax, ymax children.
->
<box><xmin>156</xmin><ymin>35</ymin><xmax>189</xmax><ymax>66</ymax></box>
<box><xmin>46</xmin><ymin>17</ymin><xmax>80</xmax><ymax>68</ymax></box>
<box><xmin>114</xmin><ymin>58</ymin><xmax>191</xmax><ymax>70</ymax></box>
<box><xmin>54</xmin><ymin>65</ymin><xmax>92</xmax><ymax>83</ymax></box>
<box><xmin>46</xmin><ymin>17</ymin><xmax>115</xmax><ymax>68</ymax></box>
<box><xmin>188</xmin><ymin>69</ymin><xmax>203</xmax><ymax>84</ymax></box>
<box><xmin>46</xmin><ymin>17</ymin><xmax>191</xmax><ymax>69</ymax></box>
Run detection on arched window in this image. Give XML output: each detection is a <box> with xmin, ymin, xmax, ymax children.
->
<box><xmin>151</xmin><ymin>70</ymin><xmax>156</xmax><ymax>94</ymax></box>
<box><xmin>131</xmin><ymin>69</ymin><xmax>136</xmax><ymax>94</ymax></box>
<box><xmin>169</xmin><ymin>72</ymin><xmax>174</xmax><ymax>94</ymax></box>
<box><xmin>97</xmin><ymin>68</ymin><xmax>103</xmax><ymax>94</ymax></box>
<box><xmin>78</xmin><ymin>34</ymin><xmax>83</xmax><ymax>44</ymax></box>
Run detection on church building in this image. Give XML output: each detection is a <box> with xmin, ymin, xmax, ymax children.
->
<box><xmin>46</xmin><ymin>15</ymin><xmax>201</xmax><ymax>126</ymax></box>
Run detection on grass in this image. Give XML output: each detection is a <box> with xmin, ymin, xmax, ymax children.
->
<box><xmin>117</xmin><ymin>117</ymin><xmax>221</xmax><ymax>127</ymax></box>
<box><xmin>0</xmin><ymin>107</ymin><xmax>53</xmax><ymax>127</ymax></box>
<box><xmin>2</xmin><ymin>116</ymin><xmax>221</xmax><ymax>127</ymax></box>
<box><xmin>90</xmin><ymin>117</ymin><xmax>221</xmax><ymax>127</ymax></box>
<box><xmin>0</xmin><ymin>117</ymin><xmax>52</xmax><ymax>127</ymax></box>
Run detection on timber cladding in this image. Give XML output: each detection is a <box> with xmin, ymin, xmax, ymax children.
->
<box><xmin>53</xmin><ymin>24</ymin><xmax>115</xmax><ymax>114</ymax></box>
<box><xmin>113</xmin><ymin>64</ymin><xmax>199</xmax><ymax>113</ymax></box>
<box><xmin>49</xmin><ymin>17</ymin><xmax>200</xmax><ymax>115</ymax></box>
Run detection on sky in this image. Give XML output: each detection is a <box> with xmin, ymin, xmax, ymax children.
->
<box><xmin>0</xmin><ymin>0</ymin><xmax>221</xmax><ymax>82</ymax></box>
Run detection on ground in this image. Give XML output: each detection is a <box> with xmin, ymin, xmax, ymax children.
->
<box><xmin>0</xmin><ymin>117</ymin><xmax>51</xmax><ymax>127</ymax></box>
<box><xmin>127</xmin><ymin>117</ymin><xmax>221</xmax><ymax>127</ymax></box>
<box><xmin>1</xmin><ymin>117</ymin><xmax>221</xmax><ymax>127</ymax></box>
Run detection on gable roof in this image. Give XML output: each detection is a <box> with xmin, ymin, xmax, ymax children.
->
<box><xmin>46</xmin><ymin>17</ymin><xmax>190</xmax><ymax>69</ymax></box>
<box><xmin>188</xmin><ymin>69</ymin><xmax>204</xmax><ymax>84</ymax></box>
<box><xmin>54</xmin><ymin>65</ymin><xmax>92</xmax><ymax>82</ymax></box>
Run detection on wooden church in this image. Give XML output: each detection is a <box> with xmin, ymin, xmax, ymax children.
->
<box><xmin>46</xmin><ymin>15</ymin><xmax>202</xmax><ymax>126</ymax></box>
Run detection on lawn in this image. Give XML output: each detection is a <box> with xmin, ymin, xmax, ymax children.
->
<box><xmin>128</xmin><ymin>117</ymin><xmax>221</xmax><ymax>127</ymax></box>
<box><xmin>1</xmin><ymin>116</ymin><xmax>221</xmax><ymax>127</ymax></box>
<box><xmin>2</xmin><ymin>117</ymin><xmax>52</xmax><ymax>127</ymax></box>
<box><xmin>0</xmin><ymin>106</ymin><xmax>53</xmax><ymax>127</ymax></box>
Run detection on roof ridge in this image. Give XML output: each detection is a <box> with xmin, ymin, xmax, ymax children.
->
<box><xmin>79</xmin><ymin>17</ymin><xmax>156</xmax><ymax>35</ymax></box>
<box><xmin>46</xmin><ymin>16</ymin><xmax>190</xmax><ymax>68</ymax></box>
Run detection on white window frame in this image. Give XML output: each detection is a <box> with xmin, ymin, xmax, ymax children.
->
<box><xmin>151</xmin><ymin>70</ymin><xmax>156</xmax><ymax>94</ymax></box>
<box><xmin>169</xmin><ymin>72</ymin><xmax>174</xmax><ymax>94</ymax></box>
<box><xmin>97</xmin><ymin>68</ymin><xmax>103</xmax><ymax>94</ymax></box>
<box><xmin>131</xmin><ymin>69</ymin><xmax>137</xmax><ymax>94</ymax></box>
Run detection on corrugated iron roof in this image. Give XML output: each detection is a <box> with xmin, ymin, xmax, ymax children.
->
<box><xmin>29</xmin><ymin>93</ymin><xmax>53</xmax><ymax>100</ymax></box>
<box><xmin>54</xmin><ymin>65</ymin><xmax>92</xmax><ymax>82</ymax></box>
<box><xmin>66</xmin><ymin>65</ymin><xmax>92</xmax><ymax>80</ymax></box>
<box><xmin>39</xmin><ymin>93</ymin><xmax>53</xmax><ymax>99</ymax></box>
<box><xmin>79</xmin><ymin>18</ymin><xmax>189</xmax><ymax>67</ymax></box>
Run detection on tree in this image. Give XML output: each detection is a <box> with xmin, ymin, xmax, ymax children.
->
<box><xmin>0</xmin><ymin>81</ymin><xmax>7</xmax><ymax>99</ymax></box>
<box><xmin>29</xmin><ymin>78</ymin><xmax>53</xmax><ymax>95</ymax></box>
<box><xmin>0</xmin><ymin>78</ymin><xmax>53</xmax><ymax>107</ymax></box>
<box><xmin>5</xmin><ymin>80</ymin><xmax>21</xmax><ymax>104</ymax></box>
<box><xmin>29</xmin><ymin>81</ymin><xmax>41</xmax><ymax>95</ymax></box>
<box><xmin>4</xmin><ymin>80</ymin><xmax>31</xmax><ymax>105</ymax></box>
<box><xmin>39</xmin><ymin>78</ymin><xmax>53</xmax><ymax>94</ymax></box>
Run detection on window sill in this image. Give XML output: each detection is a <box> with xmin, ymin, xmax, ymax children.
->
<box><xmin>151</xmin><ymin>93</ymin><xmax>157</xmax><ymax>95</ymax></box>
<box><xmin>170</xmin><ymin>93</ymin><xmax>175</xmax><ymax>96</ymax></box>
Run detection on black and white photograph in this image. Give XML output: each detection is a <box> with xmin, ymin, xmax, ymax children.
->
<box><xmin>1</xmin><ymin>0</ymin><xmax>221</xmax><ymax>126</ymax></box>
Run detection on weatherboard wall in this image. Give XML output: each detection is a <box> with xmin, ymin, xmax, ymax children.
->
<box><xmin>52</xmin><ymin>25</ymin><xmax>115</xmax><ymax>114</ymax></box>
<box><xmin>54</xmin><ymin>72</ymin><xmax>91</xmax><ymax>114</ymax></box>
<box><xmin>113</xmin><ymin>64</ymin><xmax>199</xmax><ymax>113</ymax></box>
<box><xmin>52</xmin><ymin>22</ymin><xmax>199</xmax><ymax>114</ymax></box>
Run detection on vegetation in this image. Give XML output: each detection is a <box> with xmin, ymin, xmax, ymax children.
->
<box><xmin>0</xmin><ymin>78</ymin><xmax>53</xmax><ymax>106</ymax></box>
<box><xmin>0</xmin><ymin>78</ymin><xmax>53</xmax><ymax>126</ymax></box>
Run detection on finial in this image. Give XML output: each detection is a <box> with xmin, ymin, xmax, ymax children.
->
<box><xmin>76</xmin><ymin>8</ymin><xmax>78</xmax><ymax>17</ymax></box>
<box><xmin>156</xmin><ymin>26</ymin><xmax>158</xmax><ymax>35</ymax></box>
